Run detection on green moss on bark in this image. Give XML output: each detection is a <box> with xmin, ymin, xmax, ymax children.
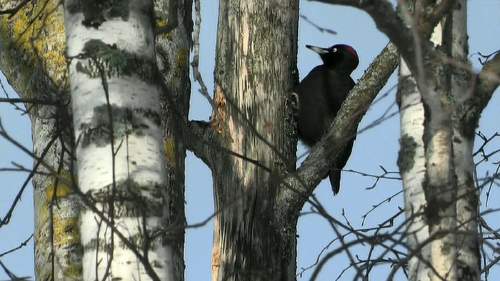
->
<box><xmin>397</xmin><ymin>134</ymin><xmax>417</xmax><ymax>174</ymax></box>
<box><xmin>67</xmin><ymin>0</ymin><xmax>131</xmax><ymax>28</ymax></box>
<box><xmin>76</xmin><ymin>39</ymin><xmax>158</xmax><ymax>81</ymax></box>
<box><xmin>79</xmin><ymin>104</ymin><xmax>161</xmax><ymax>148</ymax></box>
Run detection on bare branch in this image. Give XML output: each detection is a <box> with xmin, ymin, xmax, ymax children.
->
<box><xmin>474</xmin><ymin>52</ymin><xmax>500</xmax><ymax>111</ymax></box>
<box><xmin>186</xmin><ymin>120</ymin><xmax>218</xmax><ymax>167</ymax></box>
<box><xmin>310</xmin><ymin>0</ymin><xmax>415</xmax><ymax>59</ymax></box>
<box><xmin>191</xmin><ymin>0</ymin><xmax>214</xmax><ymax>108</ymax></box>
<box><xmin>0</xmin><ymin>235</ymin><xmax>32</xmax><ymax>258</ymax></box>
<box><xmin>299</xmin><ymin>14</ymin><xmax>337</xmax><ymax>35</ymax></box>
<box><xmin>309</xmin><ymin>0</ymin><xmax>455</xmax><ymax>81</ymax></box>
<box><xmin>0</xmin><ymin>97</ymin><xmax>57</xmax><ymax>105</ymax></box>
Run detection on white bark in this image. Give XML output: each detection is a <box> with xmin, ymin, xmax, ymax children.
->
<box><xmin>398</xmin><ymin>20</ymin><xmax>463</xmax><ymax>281</ymax></box>
<box><xmin>64</xmin><ymin>1</ymin><xmax>174</xmax><ymax>280</ymax></box>
<box><xmin>447</xmin><ymin>1</ymin><xmax>480</xmax><ymax>279</ymax></box>
<box><xmin>398</xmin><ymin>59</ymin><xmax>430</xmax><ymax>281</ymax></box>
<box><xmin>419</xmin><ymin>21</ymin><xmax>458</xmax><ymax>281</ymax></box>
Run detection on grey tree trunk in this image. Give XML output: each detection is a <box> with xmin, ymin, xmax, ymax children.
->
<box><xmin>445</xmin><ymin>1</ymin><xmax>480</xmax><ymax>279</ymax></box>
<box><xmin>154</xmin><ymin>0</ymin><xmax>193</xmax><ymax>280</ymax></box>
<box><xmin>0</xmin><ymin>1</ymin><xmax>83</xmax><ymax>280</ymax></box>
<box><xmin>210</xmin><ymin>0</ymin><xmax>299</xmax><ymax>280</ymax></box>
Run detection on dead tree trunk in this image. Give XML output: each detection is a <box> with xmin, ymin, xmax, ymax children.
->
<box><xmin>209</xmin><ymin>0</ymin><xmax>299</xmax><ymax>280</ymax></box>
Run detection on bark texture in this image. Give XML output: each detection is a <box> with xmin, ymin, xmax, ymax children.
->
<box><xmin>210</xmin><ymin>0</ymin><xmax>299</xmax><ymax>280</ymax></box>
<box><xmin>64</xmin><ymin>1</ymin><xmax>176</xmax><ymax>280</ymax></box>
<box><xmin>420</xmin><ymin>38</ymin><xmax>458</xmax><ymax>281</ymax></box>
<box><xmin>398</xmin><ymin>59</ymin><xmax>430</xmax><ymax>281</ymax></box>
<box><xmin>445</xmin><ymin>1</ymin><xmax>480</xmax><ymax>279</ymax></box>
<box><xmin>0</xmin><ymin>1</ymin><xmax>82</xmax><ymax>280</ymax></box>
<box><xmin>2</xmin><ymin>0</ymin><xmax>189</xmax><ymax>280</ymax></box>
<box><xmin>154</xmin><ymin>0</ymin><xmax>193</xmax><ymax>280</ymax></box>
<box><xmin>396</xmin><ymin>1</ymin><xmax>481</xmax><ymax>280</ymax></box>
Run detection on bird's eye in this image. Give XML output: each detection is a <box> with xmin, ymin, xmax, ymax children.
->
<box><xmin>331</xmin><ymin>47</ymin><xmax>338</xmax><ymax>53</ymax></box>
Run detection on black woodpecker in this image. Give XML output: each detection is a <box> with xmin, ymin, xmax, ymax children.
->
<box><xmin>296</xmin><ymin>44</ymin><xmax>359</xmax><ymax>195</ymax></box>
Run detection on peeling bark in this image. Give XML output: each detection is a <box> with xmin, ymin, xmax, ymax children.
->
<box><xmin>210</xmin><ymin>0</ymin><xmax>299</xmax><ymax>280</ymax></box>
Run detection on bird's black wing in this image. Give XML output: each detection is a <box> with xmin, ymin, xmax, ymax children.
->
<box><xmin>296</xmin><ymin>66</ymin><xmax>332</xmax><ymax>146</ymax></box>
<box><xmin>323</xmin><ymin>72</ymin><xmax>355</xmax><ymax>115</ymax></box>
<box><xmin>297</xmin><ymin>66</ymin><xmax>357</xmax><ymax>195</ymax></box>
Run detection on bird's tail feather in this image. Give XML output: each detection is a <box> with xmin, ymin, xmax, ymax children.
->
<box><xmin>329</xmin><ymin>169</ymin><xmax>341</xmax><ymax>195</ymax></box>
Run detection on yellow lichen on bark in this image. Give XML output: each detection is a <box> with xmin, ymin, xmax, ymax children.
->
<box><xmin>45</xmin><ymin>180</ymin><xmax>73</xmax><ymax>201</ymax></box>
<box><xmin>155</xmin><ymin>17</ymin><xmax>172</xmax><ymax>40</ymax></box>
<box><xmin>164</xmin><ymin>137</ymin><xmax>177</xmax><ymax>168</ymax></box>
<box><xmin>0</xmin><ymin>0</ymin><xmax>67</xmax><ymax>86</ymax></box>
<box><xmin>45</xmin><ymin>170</ymin><xmax>75</xmax><ymax>201</ymax></box>
<box><xmin>52</xmin><ymin>217</ymin><xmax>80</xmax><ymax>247</ymax></box>
<box><xmin>155</xmin><ymin>18</ymin><xmax>168</xmax><ymax>30</ymax></box>
<box><xmin>53</xmin><ymin>213</ymin><xmax>82</xmax><ymax>280</ymax></box>
<box><xmin>175</xmin><ymin>48</ymin><xmax>189</xmax><ymax>75</ymax></box>
<box><xmin>35</xmin><ymin>170</ymin><xmax>82</xmax><ymax>280</ymax></box>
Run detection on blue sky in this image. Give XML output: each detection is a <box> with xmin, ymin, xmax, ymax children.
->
<box><xmin>1</xmin><ymin>1</ymin><xmax>499</xmax><ymax>280</ymax></box>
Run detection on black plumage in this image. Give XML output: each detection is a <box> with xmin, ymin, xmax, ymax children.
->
<box><xmin>296</xmin><ymin>44</ymin><xmax>359</xmax><ymax>194</ymax></box>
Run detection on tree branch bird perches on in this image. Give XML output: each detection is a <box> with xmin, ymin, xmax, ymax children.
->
<box><xmin>296</xmin><ymin>44</ymin><xmax>359</xmax><ymax>194</ymax></box>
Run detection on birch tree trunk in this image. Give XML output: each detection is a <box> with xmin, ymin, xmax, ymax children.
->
<box><xmin>398</xmin><ymin>59</ymin><xmax>430</xmax><ymax>281</ymax></box>
<box><xmin>209</xmin><ymin>0</ymin><xmax>299</xmax><ymax>280</ymax></box>
<box><xmin>64</xmin><ymin>1</ymin><xmax>176</xmax><ymax>280</ymax></box>
<box><xmin>445</xmin><ymin>1</ymin><xmax>480</xmax><ymax>279</ymax></box>
<box><xmin>2</xmin><ymin>0</ymin><xmax>190</xmax><ymax>279</ymax></box>
<box><xmin>398</xmin><ymin>1</ymin><xmax>480</xmax><ymax>280</ymax></box>
<box><xmin>397</xmin><ymin>14</ymin><xmax>445</xmax><ymax>280</ymax></box>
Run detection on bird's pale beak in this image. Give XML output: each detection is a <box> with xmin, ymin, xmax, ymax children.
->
<box><xmin>306</xmin><ymin>45</ymin><xmax>329</xmax><ymax>54</ymax></box>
